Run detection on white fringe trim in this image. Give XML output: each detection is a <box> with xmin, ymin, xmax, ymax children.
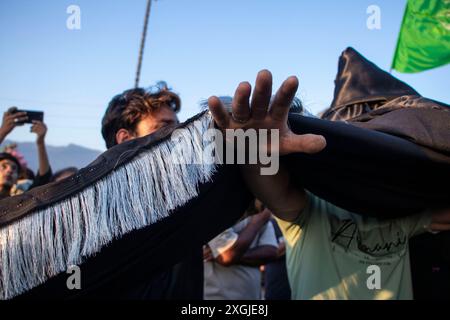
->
<box><xmin>0</xmin><ymin>112</ymin><xmax>216</xmax><ymax>300</ymax></box>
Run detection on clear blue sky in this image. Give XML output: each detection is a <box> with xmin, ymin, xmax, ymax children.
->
<box><xmin>1</xmin><ymin>0</ymin><xmax>449</xmax><ymax>151</ymax></box>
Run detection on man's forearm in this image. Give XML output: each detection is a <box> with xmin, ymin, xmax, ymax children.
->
<box><xmin>36</xmin><ymin>141</ymin><xmax>50</xmax><ymax>176</ymax></box>
<box><xmin>430</xmin><ymin>208</ymin><xmax>450</xmax><ymax>232</ymax></box>
<box><xmin>240</xmin><ymin>163</ymin><xmax>306</xmax><ymax>222</ymax></box>
<box><xmin>0</xmin><ymin>129</ymin><xmax>8</xmax><ymax>145</ymax></box>
<box><xmin>215</xmin><ymin>218</ymin><xmax>269</xmax><ymax>266</ymax></box>
<box><xmin>240</xmin><ymin>245</ymin><xmax>278</xmax><ymax>267</ymax></box>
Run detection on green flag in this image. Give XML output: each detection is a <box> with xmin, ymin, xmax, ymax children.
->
<box><xmin>392</xmin><ymin>0</ymin><xmax>450</xmax><ymax>73</ymax></box>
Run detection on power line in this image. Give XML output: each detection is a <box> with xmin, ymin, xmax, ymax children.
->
<box><xmin>135</xmin><ymin>0</ymin><xmax>153</xmax><ymax>88</ymax></box>
<box><xmin>0</xmin><ymin>97</ymin><xmax>103</xmax><ymax>109</ymax></box>
<box><xmin>48</xmin><ymin>126</ymin><xmax>99</xmax><ymax>130</ymax></box>
<box><xmin>46</xmin><ymin>115</ymin><xmax>100</xmax><ymax>120</ymax></box>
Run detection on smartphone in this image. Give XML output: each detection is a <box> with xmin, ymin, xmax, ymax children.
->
<box><xmin>15</xmin><ymin>110</ymin><xmax>44</xmax><ymax>124</ymax></box>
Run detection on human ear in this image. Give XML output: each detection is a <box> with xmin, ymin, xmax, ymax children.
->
<box><xmin>115</xmin><ymin>128</ymin><xmax>136</xmax><ymax>145</ymax></box>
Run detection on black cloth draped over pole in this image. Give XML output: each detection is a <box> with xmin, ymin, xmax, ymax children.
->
<box><xmin>293</xmin><ymin>47</ymin><xmax>450</xmax><ymax>217</ymax></box>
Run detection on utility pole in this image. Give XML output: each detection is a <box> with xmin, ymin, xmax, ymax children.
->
<box><xmin>135</xmin><ymin>0</ymin><xmax>153</xmax><ymax>88</ymax></box>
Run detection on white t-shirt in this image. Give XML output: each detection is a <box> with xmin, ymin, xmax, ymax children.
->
<box><xmin>204</xmin><ymin>217</ymin><xmax>278</xmax><ymax>300</ymax></box>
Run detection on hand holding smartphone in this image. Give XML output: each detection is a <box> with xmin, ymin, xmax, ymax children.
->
<box><xmin>9</xmin><ymin>107</ymin><xmax>44</xmax><ymax>124</ymax></box>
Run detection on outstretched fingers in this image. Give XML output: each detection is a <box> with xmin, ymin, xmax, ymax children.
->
<box><xmin>269</xmin><ymin>76</ymin><xmax>299</xmax><ymax>122</ymax></box>
<box><xmin>250</xmin><ymin>70</ymin><xmax>273</xmax><ymax>120</ymax></box>
<box><xmin>208</xmin><ymin>96</ymin><xmax>231</xmax><ymax>129</ymax></box>
<box><xmin>232</xmin><ymin>82</ymin><xmax>251</xmax><ymax>123</ymax></box>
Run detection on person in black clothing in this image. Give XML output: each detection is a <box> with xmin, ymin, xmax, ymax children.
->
<box><xmin>0</xmin><ymin>107</ymin><xmax>52</xmax><ymax>197</ymax></box>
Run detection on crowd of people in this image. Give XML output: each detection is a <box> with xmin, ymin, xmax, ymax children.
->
<box><xmin>1</xmin><ymin>73</ymin><xmax>449</xmax><ymax>300</ymax></box>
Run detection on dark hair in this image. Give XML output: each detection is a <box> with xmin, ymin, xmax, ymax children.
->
<box><xmin>101</xmin><ymin>83</ymin><xmax>181</xmax><ymax>149</ymax></box>
<box><xmin>50</xmin><ymin>167</ymin><xmax>78</xmax><ymax>182</ymax></box>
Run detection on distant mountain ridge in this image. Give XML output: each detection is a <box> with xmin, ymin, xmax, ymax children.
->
<box><xmin>1</xmin><ymin>140</ymin><xmax>102</xmax><ymax>172</ymax></box>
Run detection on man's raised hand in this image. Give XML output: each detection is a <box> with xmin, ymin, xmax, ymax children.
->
<box><xmin>207</xmin><ymin>70</ymin><xmax>326</xmax><ymax>156</ymax></box>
